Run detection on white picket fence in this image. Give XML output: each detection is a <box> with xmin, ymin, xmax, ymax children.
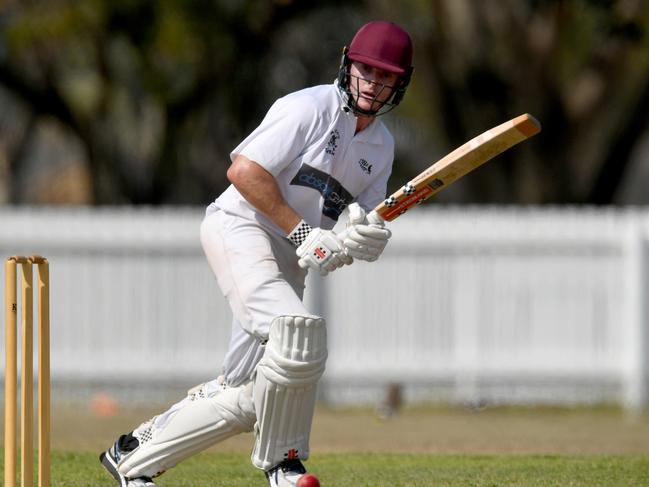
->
<box><xmin>0</xmin><ymin>205</ymin><xmax>647</xmax><ymax>409</ymax></box>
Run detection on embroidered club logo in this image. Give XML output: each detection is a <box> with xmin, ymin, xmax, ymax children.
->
<box><xmin>313</xmin><ymin>246</ymin><xmax>327</xmax><ymax>260</ymax></box>
<box><xmin>358</xmin><ymin>158</ymin><xmax>372</xmax><ymax>175</ymax></box>
<box><xmin>325</xmin><ymin>129</ymin><xmax>340</xmax><ymax>155</ymax></box>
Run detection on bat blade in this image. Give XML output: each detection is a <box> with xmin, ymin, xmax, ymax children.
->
<box><xmin>374</xmin><ymin>113</ymin><xmax>541</xmax><ymax>222</ymax></box>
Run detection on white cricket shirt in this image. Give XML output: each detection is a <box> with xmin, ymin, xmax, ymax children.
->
<box><xmin>207</xmin><ymin>83</ymin><xmax>394</xmax><ymax>236</ymax></box>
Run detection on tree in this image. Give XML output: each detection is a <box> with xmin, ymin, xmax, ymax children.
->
<box><xmin>0</xmin><ymin>0</ymin><xmax>360</xmax><ymax>204</ymax></box>
<box><xmin>2</xmin><ymin>0</ymin><xmax>649</xmax><ymax>205</ymax></box>
<box><xmin>373</xmin><ymin>0</ymin><xmax>649</xmax><ymax>203</ymax></box>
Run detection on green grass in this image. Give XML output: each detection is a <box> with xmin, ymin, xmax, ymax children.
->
<box><xmin>2</xmin><ymin>451</ymin><xmax>648</xmax><ymax>486</ymax></box>
<box><xmin>3</xmin><ymin>404</ymin><xmax>648</xmax><ymax>485</ymax></box>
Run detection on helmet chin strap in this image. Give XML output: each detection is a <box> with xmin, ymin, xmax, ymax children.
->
<box><xmin>337</xmin><ymin>69</ymin><xmax>399</xmax><ymax>118</ymax></box>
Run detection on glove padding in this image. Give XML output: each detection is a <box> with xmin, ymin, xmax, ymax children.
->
<box><xmin>343</xmin><ymin>203</ymin><xmax>391</xmax><ymax>262</ymax></box>
<box><xmin>296</xmin><ymin>227</ymin><xmax>351</xmax><ymax>276</ymax></box>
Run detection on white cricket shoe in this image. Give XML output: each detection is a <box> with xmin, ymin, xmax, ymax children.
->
<box><xmin>100</xmin><ymin>434</ymin><xmax>158</xmax><ymax>487</ymax></box>
<box><xmin>265</xmin><ymin>459</ymin><xmax>311</xmax><ymax>486</ymax></box>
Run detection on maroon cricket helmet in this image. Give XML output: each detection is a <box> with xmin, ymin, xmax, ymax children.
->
<box><xmin>347</xmin><ymin>21</ymin><xmax>413</xmax><ymax>75</ymax></box>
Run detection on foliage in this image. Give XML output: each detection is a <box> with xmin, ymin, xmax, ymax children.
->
<box><xmin>373</xmin><ymin>0</ymin><xmax>649</xmax><ymax>203</ymax></box>
<box><xmin>0</xmin><ymin>0</ymin><xmax>360</xmax><ymax>204</ymax></box>
<box><xmin>1</xmin><ymin>1</ymin><xmax>649</xmax><ymax>204</ymax></box>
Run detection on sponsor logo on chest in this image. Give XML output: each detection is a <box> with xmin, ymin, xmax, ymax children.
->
<box><xmin>290</xmin><ymin>163</ymin><xmax>353</xmax><ymax>221</ymax></box>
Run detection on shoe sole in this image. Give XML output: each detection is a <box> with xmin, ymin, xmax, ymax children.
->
<box><xmin>100</xmin><ymin>450</ymin><xmax>129</xmax><ymax>487</ymax></box>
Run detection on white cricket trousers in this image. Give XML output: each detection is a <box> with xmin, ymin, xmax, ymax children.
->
<box><xmin>200</xmin><ymin>209</ymin><xmax>311</xmax><ymax>387</ymax></box>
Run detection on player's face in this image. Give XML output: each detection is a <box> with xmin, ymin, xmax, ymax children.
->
<box><xmin>349</xmin><ymin>62</ymin><xmax>400</xmax><ymax>114</ymax></box>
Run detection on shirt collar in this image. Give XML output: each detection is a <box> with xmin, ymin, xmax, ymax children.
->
<box><xmin>333</xmin><ymin>80</ymin><xmax>384</xmax><ymax>144</ymax></box>
<box><xmin>352</xmin><ymin>115</ymin><xmax>384</xmax><ymax>144</ymax></box>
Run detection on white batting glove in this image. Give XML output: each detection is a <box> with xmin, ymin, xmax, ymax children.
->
<box><xmin>343</xmin><ymin>203</ymin><xmax>391</xmax><ymax>262</ymax></box>
<box><xmin>323</xmin><ymin>244</ymin><xmax>353</xmax><ymax>273</ymax></box>
<box><xmin>288</xmin><ymin>221</ymin><xmax>350</xmax><ymax>276</ymax></box>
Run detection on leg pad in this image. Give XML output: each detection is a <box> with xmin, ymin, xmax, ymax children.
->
<box><xmin>251</xmin><ymin>315</ymin><xmax>327</xmax><ymax>470</ymax></box>
<box><xmin>118</xmin><ymin>380</ymin><xmax>255</xmax><ymax>478</ymax></box>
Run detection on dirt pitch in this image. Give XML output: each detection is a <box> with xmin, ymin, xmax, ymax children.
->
<box><xmin>42</xmin><ymin>403</ymin><xmax>649</xmax><ymax>455</ymax></box>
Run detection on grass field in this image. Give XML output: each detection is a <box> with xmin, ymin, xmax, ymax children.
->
<box><xmin>2</xmin><ymin>451</ymin><xmax>648</xmax><ymax>486</ymax></box>
<box><xmin>2</xmin><ymin>403</ymin><xmax>649</xmax><ymax>485</ymax></box>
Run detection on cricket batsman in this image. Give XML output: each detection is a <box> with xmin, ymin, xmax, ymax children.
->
<box><xmin>100</xmin><ymin>20</ymin><xmax>414</xmax><ymax>487</ymax></box>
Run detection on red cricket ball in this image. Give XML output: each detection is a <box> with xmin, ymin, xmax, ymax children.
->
<box><xmin>297</xmin><ymin>473</ymin><xmax>320</xmax><ymax>487</ymax></box>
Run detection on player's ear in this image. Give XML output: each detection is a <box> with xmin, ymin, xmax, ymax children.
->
<box><xmin>392</xmin><ymin>67</ymin><xmax>413</xmax><ymax>106</ymax></box>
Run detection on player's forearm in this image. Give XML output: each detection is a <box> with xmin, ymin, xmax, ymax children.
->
<box><xmin>227</xmin><ymin>155</ymin><xmax>301</xmax><ymax>234</ymax></box>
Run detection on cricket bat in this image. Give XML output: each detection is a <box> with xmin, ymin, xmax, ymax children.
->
<box><xmin>368</xmin><ymin>113</ymin><xmax>541</xmax><ymax>223</ymax></box>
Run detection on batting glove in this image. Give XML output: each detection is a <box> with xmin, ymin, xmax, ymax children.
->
<box><xmin>288</xmin><ymin>221</ymin><xmax>350</xmax><ymax>276</ymax></box>
<box><xmin>343</xmin><ymin>203</ymin><xmax>391</xmax><ymax>262</ymax></box>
